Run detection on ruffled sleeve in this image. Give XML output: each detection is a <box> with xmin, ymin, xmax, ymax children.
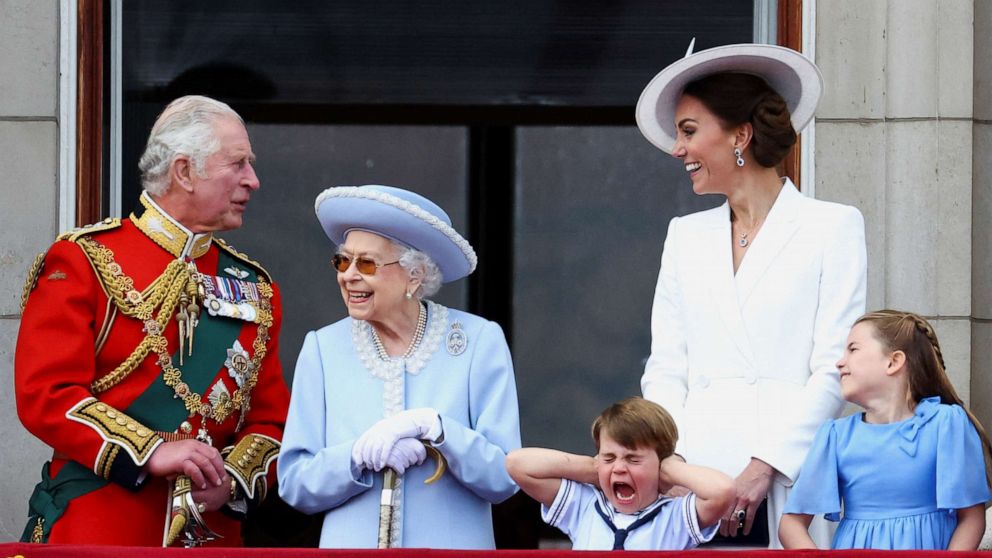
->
<box><xmin>935</xmin><ymin>403</ymin><xmax>990</xmax><ymax>510</ymax></box>
<box><xmin>783</xmin><ymin>420</ymin><xmax>842</xmax><ymax>521</ymax></box>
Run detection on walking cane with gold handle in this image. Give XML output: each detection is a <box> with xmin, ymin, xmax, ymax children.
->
<box><xmin>376</xmin><ymin>445</ymin><xmax>447</xmax><ymax>548</ymax></box>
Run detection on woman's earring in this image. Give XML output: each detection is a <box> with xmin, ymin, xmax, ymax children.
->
<box><xmin>734</xmin><ymin>147</ymin><xmax>745</xmax><ymax>168</ymax></box>
<box><xmin>405</xmin><ymin>291</ymin><xmax>413</xmax><ymax>300</ymax></box>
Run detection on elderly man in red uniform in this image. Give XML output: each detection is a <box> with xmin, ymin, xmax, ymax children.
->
<box><xmin>15</xmin><ymin>95</ymin><xmax>290</xmax><ymax>546</ymax></box>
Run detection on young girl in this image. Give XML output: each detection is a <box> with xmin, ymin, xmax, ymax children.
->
<box><xmin>779</xmin><ymin>310</ymin><xmax>992</xmax><ymax>550</ymax></box>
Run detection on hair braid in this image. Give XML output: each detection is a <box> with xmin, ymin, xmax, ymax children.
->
<box><xmin>909</xmin><ymin>314</ymin><xmax>946</xmax><ymax>372</ymax></box>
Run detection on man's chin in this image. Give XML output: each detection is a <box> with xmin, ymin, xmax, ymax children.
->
<box><xmin>216</xmin><ymin>216</ymin><xmax>244</xmax><ymax>232</ymax></box>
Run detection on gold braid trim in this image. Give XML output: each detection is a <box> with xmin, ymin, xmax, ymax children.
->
<box><xmin>97</xmin><ymin>443</ymin><xmax>120</xmax><ymax>479</ymax></box>
<box><xmin>19</xmin><ymin>251</ymin><xmax>47</xmax><ymax>312</ymax></box>
<box><xmin>79</xmin><ymin>236</ymin><xmax>191</xmax><ymax>393</ymax></box>
<box><xmin>78</xmin><ymin>236</ymin><xmax>274</xmax><ymax>431</ymax></box>
<box><xmin>58</xmin><ymin>217</ymin><xmax>121</xmax><ymax>242</ymax></box>
<box><xmin>90</xmin><ymin>276</ymin><xmax>188</xmax><ymax>393</ymax></box>
<box><xmin>224</xmin><ymin>434</ymin><xmax>279</xmax><ymax>501</ymax></box>
<box><xmin>31</xmin><ymin>516</ymin><xmax>45</xmax><ymax>543</ymax></box>
<box><xmin>67</xmin><ymin>399</ymin><xmax>163</xmax><ymax>468</ymax></box>
<box><xmin>76</xmin><ymin>236</ymin><xmax>187</xmax><ymax>321</ymax></box>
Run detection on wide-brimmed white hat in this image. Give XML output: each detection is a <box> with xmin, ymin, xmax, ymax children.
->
<box><xmin>636</xmin><ymin>42</ymin><xmax>823</xmax><ymax>154</ymax></box>
<box><xmin>315</xmin><ymin>185</ymin><xmax>477</xmax><ymax>283</ymax></box>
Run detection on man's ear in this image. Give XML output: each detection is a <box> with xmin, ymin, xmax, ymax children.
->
<box><xmin>886</xmin><ymin>350</ymin><xmax>907</xmax><ymax>376</ymax></box>
<box><xmin>170</xmin><ymin>156</ymin><xmax>195</xmax><ymax>194</ymax></box>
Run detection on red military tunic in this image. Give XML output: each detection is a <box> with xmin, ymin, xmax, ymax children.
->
<box><xmin>15</xmin><ymin>193</ymin><xmax>290</xmax><ymax>546</ymax></box>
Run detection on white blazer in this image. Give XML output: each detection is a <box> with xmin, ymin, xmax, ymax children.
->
<box><xmin>641</xmin><ymin>180</ymin><xmax>867</xmax><ymax>544</ymax></box>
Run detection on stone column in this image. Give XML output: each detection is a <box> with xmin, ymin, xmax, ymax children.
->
<box><xmin>816</xmin><ymin>2</ymin><xmax>991</xmax><ymax>545</ymax></box>
<box><xmin>972</xmin><ymin>15</ymin><xmax>992</xmax><ymax>545</ymax></box>
<box><xmin>0</xmin><ymin>0</ymin><xmax>63</xmax><ymax>541</ymax></box>
<box><xmin>814</xmin><ymin>0</ymin><xmax>975</xmax><ymax>403</ymax></box>
<box><xmin>972</xmin><ymin>0</ymin><xmax>992</xmax><ymax>440</ymax></box>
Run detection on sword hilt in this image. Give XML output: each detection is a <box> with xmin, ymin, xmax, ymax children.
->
<box><xmin>163</xmin><ymin>474</ymin><xmax>223</xmax><ymax>548</ymax></box>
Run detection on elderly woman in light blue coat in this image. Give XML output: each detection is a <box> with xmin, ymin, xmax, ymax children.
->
<box><xmin>278</xmin><ymin>185</ymin><xmax>521</xmax><ymax>549</ymax></box>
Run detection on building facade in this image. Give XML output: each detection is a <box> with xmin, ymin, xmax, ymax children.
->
<box><xmin>1</xmin><ymin>0</ymin><xmax>990</xmax><ymax>545</ymax></box>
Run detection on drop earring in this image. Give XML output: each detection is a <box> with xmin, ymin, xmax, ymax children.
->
<box><xmin>734</xmin><ymin>148</ymin><xmax>745</xmax><ymax>168</ymax></box>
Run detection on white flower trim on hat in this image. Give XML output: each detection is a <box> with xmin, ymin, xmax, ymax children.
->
<box><xmin>314</xmin><ymin>186</ymin><xmax>478</xmax><ymax>275</ymax></box>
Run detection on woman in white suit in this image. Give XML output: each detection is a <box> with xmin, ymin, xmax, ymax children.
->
<box><xmin>636</xmin><ymin>44</ymin><xmax>867</xmax><ymax>548</ymax></box>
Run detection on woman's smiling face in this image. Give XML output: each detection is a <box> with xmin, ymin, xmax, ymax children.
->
<box><xmin>336</xmin><ymin>230</ymin><xmax>412</xmax><ymax>326</ymax></box>
<box><xmin>671</xmin><ymin>94</ymin><xmax>740</xmax><ymax>196</ymax></box>
<box><xmin>596</xmin><ymin>430</ymin><xmax>661</xmax><ymax>514</ymax></box>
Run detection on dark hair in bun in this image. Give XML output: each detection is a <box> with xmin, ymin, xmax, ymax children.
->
<box><xmin>682</xmin><ymin>73</ymin><xmax>796</xmax><ymax>168</ymax></box>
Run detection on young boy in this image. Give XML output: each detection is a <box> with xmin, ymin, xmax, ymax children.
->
<box><xmin>506</xmin><ymin>397</ymin><xmax>734</xmax><ymax>550</ymax></box>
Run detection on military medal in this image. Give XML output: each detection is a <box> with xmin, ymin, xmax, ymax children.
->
<box><xmin>224</xmin><ymin>265</ymin><xmax>250</xmax><ymax>279</ymax></box>
<box><xmin>201</xmin><ymin>274</ymin><xmax>268</xmax><ymax>324</ymax></box>
<box><xmin>77</xmin><ymin>217</ymin><xmax>274</xmax><ymax>462</ymax></box>
<box><xmin>208</xmin><ymin>381</ymin><xmax>232</xmax><ymax>408</ymax></box>
<box><xmin>225</xmin><ymin>340</ymin><xmax>254</xmax><ymax>388</ymax></box>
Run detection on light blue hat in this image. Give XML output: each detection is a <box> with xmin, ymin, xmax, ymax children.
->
<box><xmin>314</xmin><ymin>185</ymin><xmax>477</xmax><ymax>283</ymax></box>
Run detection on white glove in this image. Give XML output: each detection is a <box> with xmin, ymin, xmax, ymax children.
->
<box><xmin>351</xmin><ymin>408</ymin><xmax>441</xmax><ymax>472</ymax></box>
<box><xmin>382</xmin><ymin>437</ymin><xmax>428</xmax><ymax>474</ymax></box>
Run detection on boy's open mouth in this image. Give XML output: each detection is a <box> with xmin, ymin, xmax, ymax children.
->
<box><xmin>613</xmin><ymin>482</ymin><xmax>636</xmax><ymax>503</ymax></box>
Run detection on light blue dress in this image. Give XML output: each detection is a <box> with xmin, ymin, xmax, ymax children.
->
<box><xmin>277</xmin><ymin>301</ymin><xmax>521</xmax><ymax>548</ymax></box>
<box><xmin>784</xmin><ymin>397</ymin><xmax>989</xmax><ymax>549</ymax></box>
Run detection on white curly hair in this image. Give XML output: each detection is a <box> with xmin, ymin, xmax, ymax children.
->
<box><xmin>396</xmin><ymin>246</ymin><xmax>443</xmax><ymax>299</ymax></box>
<box><xmin>138</xmin><ymin>95</ymin><xmax>244</xmax><ymax>196</ymax></box>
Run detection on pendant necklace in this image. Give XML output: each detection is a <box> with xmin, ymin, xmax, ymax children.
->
<box><xmin>733</xmin><ymin>216</ymin><xmax>764</xmax><ymax>248</ymax></box>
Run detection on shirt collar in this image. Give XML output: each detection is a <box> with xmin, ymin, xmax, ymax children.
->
<box><xmin>594</xmin><ymin>487</ymin><xmax>672</xmax><ymax>522</ymax></box>
<box><xmin>131</xmin><ymin>191</ymin><xmax>213</xmax><ymax>259</ymax></box>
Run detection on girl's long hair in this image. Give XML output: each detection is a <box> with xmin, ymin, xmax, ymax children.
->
<box><xmin>856</xmin><ymin>310</ymin><xmax>992</xmax><ymax>489</ymax></box>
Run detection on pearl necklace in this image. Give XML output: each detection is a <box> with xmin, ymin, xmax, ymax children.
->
<box><xmin>371</xmin><ymin>302</ymin><xmax>427</xmax><ymax>360</ymax></box>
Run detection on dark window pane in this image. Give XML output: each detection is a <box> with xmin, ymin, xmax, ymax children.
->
<box><xmin>221</xmin><ymin>124</ymin><xmax>469</xmax><ymax>379</ymax></box>
<box><xmin>116</xmin><ymin>3</ymin><xmax>756</xmax><ymax>547</ymax></box>
<box><xmin>122</xmin><ymin>0</ymin><xmax>753</xmax><ymax>108</ymax></box>
<box><xmin>513</xmin><ymin>126</ymin><xmax>722</xmax><ymax>453</ymax></box>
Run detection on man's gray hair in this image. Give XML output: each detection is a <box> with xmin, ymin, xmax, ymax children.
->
<box><xmin>397</xmin><ymin>246</ymin><xmax>443</xmax><ymax>299</ymax></box>
<box><xmin>138</xmin><ymin>95</ymin><xmax>244</xmax><ymax>196</ymax></box>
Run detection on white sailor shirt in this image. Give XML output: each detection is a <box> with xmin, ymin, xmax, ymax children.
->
<box><xmin>541</xmin><ymin>479</ymin><xmax>718</xmax><ymax>550</ymax></box>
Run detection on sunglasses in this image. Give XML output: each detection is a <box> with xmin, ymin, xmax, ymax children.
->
<box><xmin>331</xmin><ymin>254</ymin><xmax>401</xmax><ymax>275</ymax></box>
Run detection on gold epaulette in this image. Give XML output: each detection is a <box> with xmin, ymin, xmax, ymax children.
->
<box><xmin>57</xmin><ymin>217</ymin><xmax>122</xmax><ymax>243</ymax></box>
<box><xmin>20</xmin><ymin>251</ymin><xmax>48</xmax><ymax>312</ymax></box>
<box><xmin>20</xmin><ymin>218</ymin><xmax>123</xmax><ymax>312</ymax></box>
<box><xmin>214</xmin><ymin>238</ymin><xmax>273</xmax><ymax>283</ymax></box>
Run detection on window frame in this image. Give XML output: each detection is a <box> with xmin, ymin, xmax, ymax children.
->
<box><xmin>72</xmin><ymin>1</ymin><xmax>805</xmax><ymax>225</ymax></box>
